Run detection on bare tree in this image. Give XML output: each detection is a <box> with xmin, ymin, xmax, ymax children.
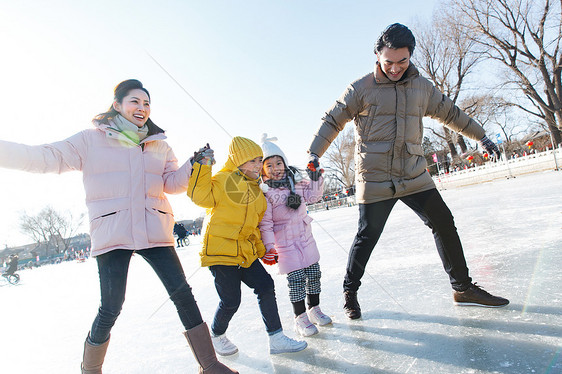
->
<box><xmin>320</xmin><ymin>171</ymin><xmax>342</xmax><ymax>195</ymax></box>
<box><xmin>453</xmin><ymin>0</ymin><xmax>562</xmax><ymax>144</ymax></box>
<box><xmin>19</xmin><ymin>206</ymin><xmax>85</xmax><ymax>254</ymax></box>
<box><xmin>323</xmin><ymin>125</ymin><xmax>355</xmax><ymax>188</ymax></box>
<box><xmin>423</xmin><ymin>121</ymin><xmax>451</xmax><ymax>149</ymax></box>
<box><xmin>412</xmin><ymin>7</ymin><xmax>484</xmax><ymax>158</ymax></box>
<box><xmin>461</xmin><ymin>93</ymin><xmax>531</xmax><ymax>142</ymax></box>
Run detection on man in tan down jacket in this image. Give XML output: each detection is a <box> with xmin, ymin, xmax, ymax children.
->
<box><xmin>307</xmin><ymin>23</ymin><xmax>509</xmax><ymax>319</ymax></box>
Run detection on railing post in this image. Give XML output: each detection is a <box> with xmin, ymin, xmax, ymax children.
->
<box><xmin>501</xmin><ymin>143</ymin><xmax>515</xmax><ymax>179</ymax></box>
<box><xmin>549</xmin><ymin>131</ymin><xmax>560</xmax><ymax>171</ymax></box>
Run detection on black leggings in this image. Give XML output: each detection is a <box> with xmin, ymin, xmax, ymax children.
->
<box><xmin>344</xmin><ymin>188</ymin><xmax>472</xmax><ymax>292</ymax></box>
<box><xmin>89</xmin><ymin>246</ymin><xmax>203</xmax><ymax>344</ymax></box>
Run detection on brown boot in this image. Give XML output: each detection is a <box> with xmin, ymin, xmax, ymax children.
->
<box><xmin>343</xmin><ymin>291</ymin><xmax>361</xmax><ymax>319</ymax></box>
<box><xmin>183</xmin><ymin>322</ymin><xmax>238</xmax><ymax>373</ymax></box>
<box><xmin>454</xmin><ymin>283</ymin><xmax>509</xmax><ymax>307</ymax></box>
<box><xmin>81</xmin><ymin>335</ymin><xmax>110</xmax><ymax>374</ymax></box>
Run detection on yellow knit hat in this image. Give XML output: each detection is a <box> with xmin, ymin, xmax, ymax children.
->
<box><xmin>221</xmin><ymin>136</ymin><xmax>263</xmax><ymax>172</ymax></box>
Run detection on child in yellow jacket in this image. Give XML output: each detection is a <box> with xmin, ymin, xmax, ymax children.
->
<box><xmin>188</xmin><ymin>136</ymin><xmax>307</xmax><ymax>356</ymax></box>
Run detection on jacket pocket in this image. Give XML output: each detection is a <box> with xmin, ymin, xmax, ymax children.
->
<box><xmin>87</xmin><ymin>197</ymin><xmax>129</xmax><ymax>223</ymax></box>
<box><xmin>404</xmin><ymin>142</ymin><xmax>428</xmax><ymax>179</ymax></box>
<box><xmin>89</xmin><ymin>208</ymin><xmax>133</xmax><ymax>250</ymax></box>
<box><xmin>145</xmin><ymin>206</ymin><xmax>174</xmax><ymax>243</ymax></box>
<box><xmin>208</xmin><ymin>224</ymin><xmax>243</xmax><ymax>240</ymax></box>
<box><xmin>357</xmin><ymin>141</ymin><xmax>393</xmax><ymax>182</ymax></box>
<box><xmin>303</xmin><ymin>215</ymin><xmax>313</xmax><ymax>237</ymax></box>
<box><xmin>405</xmin><ymin>143</ymin><xmax>423</xmax><ymax>156</ymax></box>
<box><xmin>205</xmin><ymin>224</ymin><xmax>239</xmax><ymax>257</ymax></box>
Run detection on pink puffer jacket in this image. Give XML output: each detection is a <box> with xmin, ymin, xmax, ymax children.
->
<box><xmin>0</xmin><ymin>121</ymin><xmax>191</xmax><ymax>256</ymax></box>
<box><xmin>259</xmin><ymin>177</ymin><xmax>323</xmax><ymax>274</ymax></box>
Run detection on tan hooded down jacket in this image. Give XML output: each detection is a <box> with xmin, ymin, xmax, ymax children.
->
<box><xmin>309</xmin><ymin>63</ymin><xmax>486</xmax><ymax>204</ymax></box>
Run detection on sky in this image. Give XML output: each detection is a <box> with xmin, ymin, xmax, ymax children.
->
<box><xmin>0</xmin><ymin>0</ymin><xmax>441</xmax><ymax>247</ymax></box>
<box><xmin>1</xmin><ymin>171</ymin><xmax>560</xmax><ymax>372</ymax></box>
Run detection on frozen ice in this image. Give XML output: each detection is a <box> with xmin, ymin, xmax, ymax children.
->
<box><xmin>1</xmin><ymin>171</ymin><xmax>561</xmax><ymax>373</ymax></box>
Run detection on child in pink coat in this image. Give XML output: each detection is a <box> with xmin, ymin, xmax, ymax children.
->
<box><xmin>259</xmin><ymin>134</ymin><xmax>332</xmax><ymax>337</ymax></box>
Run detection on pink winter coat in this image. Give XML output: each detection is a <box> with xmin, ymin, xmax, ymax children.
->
<box><xmin>259</xmin><ymin>177</ymin><xmax>323</xmax><ymax>274</ymax></box>
<box><xmin>0</xmin><ymin>121</ymin><xmax>191</xmax><ymax>256</ymax></box>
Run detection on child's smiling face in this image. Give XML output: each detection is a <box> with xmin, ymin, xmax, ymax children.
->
<box><xmin>262</xmin><ymin>156</ymin><xmax>286</xmax><ymax>181</ymax></box>
<box><xmin>238</xmin><ymin>156</ymin><xmax>263</xmax><ymax>179</ymax></box>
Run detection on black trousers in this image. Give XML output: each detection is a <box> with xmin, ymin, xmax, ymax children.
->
<box><xmin>89</xmin><ymin>247</ymin><xmax>203</xmax><ymax>344</ymax></box>
<box><xmin>343</xmin><ymin>188</ymin><xmax>472</xmax><ymax>293</ymax></box>
<box><xmin>209</xmin><ymin>260</ymin><xmax>282</xmax><ymax>336</ymax></box>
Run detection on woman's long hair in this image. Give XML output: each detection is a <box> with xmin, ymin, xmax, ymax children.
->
<box><xmin>93</xmin><ymin>79</ymin><xmax>156</xmax><ymax>128</ymax></box>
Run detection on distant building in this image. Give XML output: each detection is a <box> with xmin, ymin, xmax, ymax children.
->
<box><xmin>0</xmin><ymin>233</ymin><xmax>91</xmax><ymax>264</ymax></box>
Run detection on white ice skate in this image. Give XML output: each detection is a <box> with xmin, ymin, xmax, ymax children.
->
<box><xmin>211</xmin><ymin>333</ymin><xmax>238</xmax><ymax>356</ymax></box>
<box><xmin>307</xmin><ymin>306</ymin><xmax>332</xmax><ymax>326</ymax></box>
<box><xmin>294</xmin><ymin>312</ymin><xmax>319</xmax><ymax>336</ymax></box>
<box><xmin>269</xmin><ymin>331</ymin><xmax>307</xmax><ymax>354</ymax></box>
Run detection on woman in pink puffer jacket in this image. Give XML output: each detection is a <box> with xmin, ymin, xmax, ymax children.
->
<box><xmin>0</xmin><ymin>79</ymin><xmax>236</xmax><ymax>374</ymax></box>
<box><xmin>259</xmin><ymin>135</ymin><xmax>333</xmax><ymax>338</ymax></box>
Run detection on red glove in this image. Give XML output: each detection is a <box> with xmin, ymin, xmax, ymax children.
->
<box><xmin>307</xmin><ymin>153</ymin><xmax>320</xmax><ymax>172</ymax></box>
<box><xmin>307</xmin><ymin>153</ymin><xmax>324</xmax><ymax>181</ymax></box>
<box><xmin>261</xmin><ymin>249</ymin><xmax>278</xmax><ymax>265</ymax></box>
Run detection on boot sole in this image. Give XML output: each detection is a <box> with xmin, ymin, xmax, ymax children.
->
<box><xmin>215</xmin><ymin>348</ymin><xmax>239</xmax><ymax>356</ymax></box>
<box><xmin>454</xmin><ymin>301</ymin><xmax>509</xmax><ymax>308</ymax></box>
<box><xmin>309</xmin><ymin>316</ymin><xmax>333</xmax><ymax>326</ymax></box>
<box><xmin>295</xmin><ymin>326</ymin><xmax>319</xmax><ymax>337</ymax></box>
<box><xmin>270</xmin><ymin>342</ymin><xmax>308</xmax><ymax>354</ymax></box>
<box><xmin>345</xmin><ymin>311</ymin><xmax>362</xmax><ymax>319</ymax></box>
<box><xmin>311</xmin><ymin>320</ymin><xmax>333</xmax><ymax>326</ymax></box>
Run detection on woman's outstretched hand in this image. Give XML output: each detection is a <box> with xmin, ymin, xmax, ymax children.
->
<box><xmin>191</xmin><ymin>143</ymin><xmax>216</xmax><ymax>166</ymax></box>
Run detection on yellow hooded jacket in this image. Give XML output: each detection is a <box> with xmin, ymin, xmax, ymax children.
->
<box><xmin>187</xmin><ymin>137</ymin><xmax>267</xmax><ymax>267</ymax></box>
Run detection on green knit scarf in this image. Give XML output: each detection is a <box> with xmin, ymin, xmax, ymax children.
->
<box><xmin>111</xmin><ymin>114</ymin><xmax>149</xmax><ymax>145</ymax></box>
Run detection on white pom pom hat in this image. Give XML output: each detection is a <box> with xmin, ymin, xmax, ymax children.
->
<box><xmin>260</xmin><ymin>133</ymin><xmax>289</xmax><ymax>166</ymax></box>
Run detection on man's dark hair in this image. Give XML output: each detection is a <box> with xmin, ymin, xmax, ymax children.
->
<box><xmin>374</xmin><ymin>23</ymin><xmax>416</xmax><ymax>55</ymax></box>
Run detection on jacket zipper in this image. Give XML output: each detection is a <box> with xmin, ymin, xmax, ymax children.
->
<box><xmin>189</xmin><ymin>165</ymin><xmax>202</xmax><ymax>198</ymax></box>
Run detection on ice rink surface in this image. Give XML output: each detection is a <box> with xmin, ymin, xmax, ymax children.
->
<box><xmin>1</xmin><ymin>171</ymin><xmax>561</xmax><ymax>373</ymax></box>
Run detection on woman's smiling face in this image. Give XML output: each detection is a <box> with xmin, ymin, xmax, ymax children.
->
<box><xmin>113</xmin><ymin>89</ymin><xmax>151</xmax><ymax>127</ymax></box>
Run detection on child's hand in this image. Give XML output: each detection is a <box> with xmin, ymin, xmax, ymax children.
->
<box><xmin>307</xmin><ymin>168</ymin><xmax>324</xmax><ymax>181</ymax></box>
<box><xmin>307</xmin><ymin>154</ymin><xmax>324</xmax><ymax>181</ymax></box>
<box><xmin>307</xmin><ymin>153</ymin><xmax>320</xmax><ymax>171</ymax></box>
<box><xmin>261</xmin><ymin>249</ymin><xmax>278</xmax><ymax>265</ymax></box>
<box><xmin>191</xmin><ymin>143</ymin><xmax>216</xmax><ymax>166</ymax></box>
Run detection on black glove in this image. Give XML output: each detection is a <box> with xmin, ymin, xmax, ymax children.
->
<box><xmin>307</xmin><ymin>153</ymin><xmax>320</xmax><ymax>171</ymax></box>
<box><xmin>307</xmin><ymin>168</ymin><xmax>323</xmax><ymax>181</ymax></box>
<box><xmin>306</xmin><ymin>153</ymin><xmax>323</xmax><ymax>181</ymax></box>
<box><xmin>191</xmin><ymin>143</ymin><xmax>216</xmax><ymax>165</ymax></box>
<box><xmin>478</xmin><ymin>136</ymin><xmax>501</xmax><ymax>159</ymax></box>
